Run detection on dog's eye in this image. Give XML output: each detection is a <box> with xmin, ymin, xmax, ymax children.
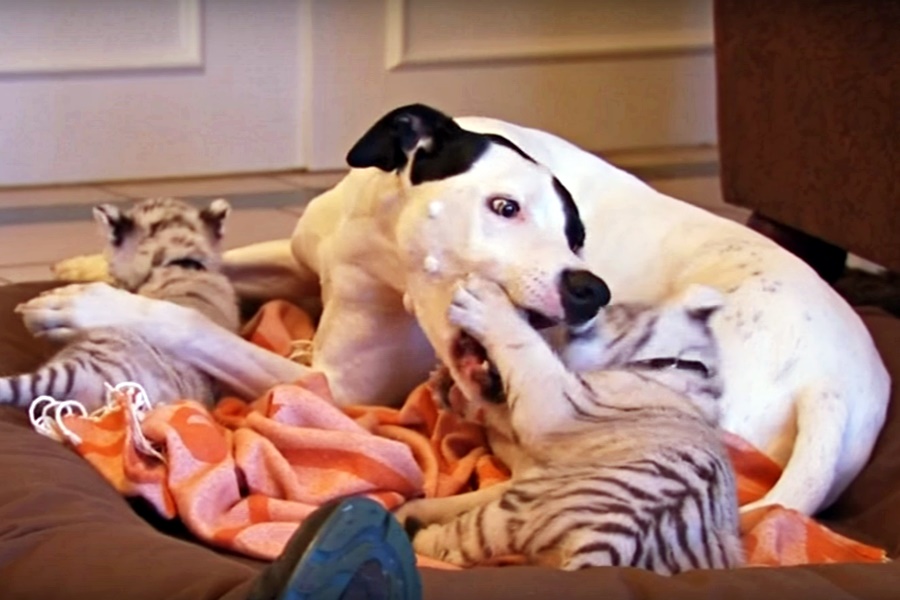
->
<box><xmin>488</xmin><ymin>197</ymin><xmax>520</xmax><ymax>219</ymax></box>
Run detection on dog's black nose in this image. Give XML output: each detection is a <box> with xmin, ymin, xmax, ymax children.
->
<box><xmin>559</xmin><ymin>269</ymin><xmax>611</xmax><ymax>325</ymax></box>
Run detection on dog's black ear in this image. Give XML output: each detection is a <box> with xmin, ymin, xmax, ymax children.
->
<box><xmin>346</xmin><ymin>104</ymin><xmax>461</xmax><ymax>172</ymax></box>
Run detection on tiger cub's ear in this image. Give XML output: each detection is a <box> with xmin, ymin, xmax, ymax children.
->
<box><xmin>680</xmin><ymin>284</ymin><xmax>725</xmax><ymax>323</ymax></box>
<box><xmin>200</xmin><ymin>198</ymin><xmax>231</xmax><ymax>239</ymax></box>
<box><xmin>93</xmin><ymin>204</ymin><xmax>134</xmax><ymax>247</ymax></box>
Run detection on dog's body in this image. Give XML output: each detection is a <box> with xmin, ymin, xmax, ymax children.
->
<box><xmin>39</xmin><ymin>105</ymin><xmax>889</xmax><ymax>516</ymax></box>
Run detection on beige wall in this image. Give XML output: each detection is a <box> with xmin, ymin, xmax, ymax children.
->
<box><xmin>308</xmin><ymin>0</ymin><xmax>716</xmax><ymax>170</ymax></box>
<box><xmin>0</xmin><ymin>0</ymin><xmax>716</xmax><ymax>187</ymax></box>
<box><xmin>0</xmin><ymin>0</ymin><xmax>309</xmax><ymax>187</ymax></box>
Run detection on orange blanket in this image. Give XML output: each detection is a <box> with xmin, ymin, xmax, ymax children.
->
<box><xmin>37</xmin><ymin>300</ymin><xmax>886</xmax><ymax>569</ymax></box>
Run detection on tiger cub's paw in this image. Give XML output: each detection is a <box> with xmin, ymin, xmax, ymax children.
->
<box><xmin>449</xmin><ymin>275</ymin><xmax>516</xmax><ymax>342</ymax></box>
<box><xmin>410</xmin><ymin>523</ymin><xmax>469</xmax><ymax>567</ymax></box>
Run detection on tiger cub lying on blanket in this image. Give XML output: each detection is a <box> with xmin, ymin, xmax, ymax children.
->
<box><xmin>397</xmin><ymin>276</ymin><xmax>743</xmax><ymax>573</ymax></box>
<box><xmin>2</xmin><ymin>197</ymin><xmax>239</xmax><ymax>411</ymax></box>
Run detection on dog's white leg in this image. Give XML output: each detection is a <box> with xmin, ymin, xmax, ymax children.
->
<box><xmin>17</xmin><ymin>283</ymin><xmax>314</xmax><ymax>399</ymax></box>
<box><xmin>740</xmin><ymin>385</ymin><xmax>847</xmax><ymax>515</ymax></box>
<box><xmin>394</xmin><ymin>482</ymin><xmax>512</xmax><ymax>526</ymax></box>
<box><xmin>169</xmin><ymin>309</ymin><xmax>315</xmax><ymax>398</ymax></box>
<box><xmin>222</xmin><ymin>239</ymin><xmax>320</xmax><ymax>302</ymax></box>
<box><xmin>312</xmin><ymin>296</ymin><xmax>436</xmax><ymax>406</ymax></box>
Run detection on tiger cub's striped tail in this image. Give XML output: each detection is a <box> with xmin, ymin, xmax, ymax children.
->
<box><xmin>0</xmin><ymin>337</ymin><xmax>136</xmax><ymax>410</ymax></box>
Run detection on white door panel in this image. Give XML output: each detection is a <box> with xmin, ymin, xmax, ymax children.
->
<box><xmin>0</xmin><ymin>0</ymin><xmax>309</xmax><ymax>187</ymax></box>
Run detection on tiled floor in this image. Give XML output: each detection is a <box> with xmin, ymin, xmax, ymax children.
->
<box><xmin>0</xmin><ymin>171</ymin><xmax>746</xmax><ymax>285</ymax></box>
<box><xmin>0</xmin><ymin>171</ymin><xmax>343</xmax><ymax>284</ymax></box>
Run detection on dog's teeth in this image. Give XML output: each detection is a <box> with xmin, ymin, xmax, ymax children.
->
<box><xmin>481</xmin><ymin>360</ymin><xmax>490</xmax><ymax>370</ymax></box>
<box><xmin>402</xmin><ymin>293</ymin><xmax>415</xmax><ymax>314</ymax></box>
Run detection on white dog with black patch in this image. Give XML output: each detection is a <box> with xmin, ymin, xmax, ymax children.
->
<box><xmin>31</xmin><ymin>104</ymin><xmax>889</xmax><ymax>517</ymax></box>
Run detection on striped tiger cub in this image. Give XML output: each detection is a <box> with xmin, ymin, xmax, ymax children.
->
<box><xmin>1</xmin><ymin>197</ymin><xmax>239</xmax><ymax>411</ymax></box>
<box><xmin>397</xmin><ymin>275</ymin><xmax>743</xmax><ymax>574</ymax></box>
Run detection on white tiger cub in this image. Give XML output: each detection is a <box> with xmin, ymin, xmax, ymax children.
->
<box><xmin>2</xmin><ymin>197</ymin><xmax>240</xmax><ymax>411</ymax></box>
<box><xmin>396</xmin><ymin>275</ymin><xmax>743</xmax><ymax>574</ymax></box>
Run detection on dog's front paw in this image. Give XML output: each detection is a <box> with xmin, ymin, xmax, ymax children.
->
<box><xmin>52</xmin><ymin>254</ymin><xmax>111</xmax><ymax>283</ymax></box>
<box><xmin>448</xmin><ymin>275</ymin><xmax>515</xmax><ymax>340</ymax></box>
<box><xmin>16</xmin><ymin>282</ymin><xmax>141</xmax><ymax>340</ymax></box>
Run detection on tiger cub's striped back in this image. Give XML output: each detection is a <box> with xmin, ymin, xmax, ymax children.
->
<box><xmin>0</xmin><ymin>197</ymin><xmax>239</xmax><ymax>411</ymax></box>
<box><xmin>406</xmin><ymin>280</ymin><xmax>743</xmax><ymax>574</ymax></box>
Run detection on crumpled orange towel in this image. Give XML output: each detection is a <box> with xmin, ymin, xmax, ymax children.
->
<box><xmin>48</xmin><ymin>300</ymin><xmax>887</xmax><ymax>569</ymax></box>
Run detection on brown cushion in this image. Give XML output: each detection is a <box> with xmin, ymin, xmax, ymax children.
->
<box><xmin>0</xmin><ymin>282</ymin><xmax>64</xmax><ymax>376</ymax></box>
<box><xmin>1</xmin><ymin>282</ymin><xmax>899</xmax><ymax>599</ymax></box>
<box><xmin>0</xmin><ymin>283</ymin><xmax>260</xmax><ymax>599</ymax></box>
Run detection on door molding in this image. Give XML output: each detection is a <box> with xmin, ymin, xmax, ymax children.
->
<box><xmin>0</xmin><ymin>0</ymin><xmax>202</xmax><ymax>76</ymax></box>
<box><xmin>385</xmin><ymin>0</ymin><xmax>713</xmax><ymax>70</ymax></box>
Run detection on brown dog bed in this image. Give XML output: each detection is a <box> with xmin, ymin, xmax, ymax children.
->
<box><xmin>1</xmin><ymin>281</ymin><xmax>899</xmax><ymax>599</ymax></box>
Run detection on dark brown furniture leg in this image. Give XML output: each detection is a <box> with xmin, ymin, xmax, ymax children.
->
<box><xmin>715</xmin><ymin>1</ymin><xmax>900</xmax><ymax>274</ymax></box>
<box><xmin>747</xmin><ymin>212</ymin><xmax>847</xmax><ymax>284</ymax></box>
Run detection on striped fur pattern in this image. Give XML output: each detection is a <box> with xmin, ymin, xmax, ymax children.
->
<box><xmin>405</xmin><ymin>278</ymin><xmax>742</xmax><ymax>573</ymax></box>
<box><xmin>0</xmin><ymin>197</ymin><xmax>239</xmax><ymax>411</ymax></box>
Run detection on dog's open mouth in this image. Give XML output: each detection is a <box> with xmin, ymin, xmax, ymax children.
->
<box><xmin>448</xmin><ymin>309</ymin><xmax>556</xmax><ymax>404</ymax></box>
<box><xmin>526</xmin><ymin>309</ymin><xmax>557</xmax><ymax>330</ymax></box>
<box><xmin>451</xmin><ymin>331</ymin><xmax>505</xmax><ymax>403</ymax></box>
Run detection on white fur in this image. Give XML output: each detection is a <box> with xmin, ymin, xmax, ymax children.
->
<box><xmin>37</xmin><ymin>114</ymin><xmax>890</xmax><ymax>516</ymax></box>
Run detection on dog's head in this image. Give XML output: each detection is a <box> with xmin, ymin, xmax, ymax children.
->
<box><xmin>347</xmin><ymin>104</ymin><xmax>611</xmax><ymax>366</ymax></box>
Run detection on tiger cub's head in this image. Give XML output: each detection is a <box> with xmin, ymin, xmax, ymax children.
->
<box><xmin>93</xmin><ymin>197</ymin><xmax>231</xmax><ymax>291</ymax></box>
<box><xmin>563</xmin><ymin>284</ymin><xmax>725</xmax><ymax>407</ymax></box>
